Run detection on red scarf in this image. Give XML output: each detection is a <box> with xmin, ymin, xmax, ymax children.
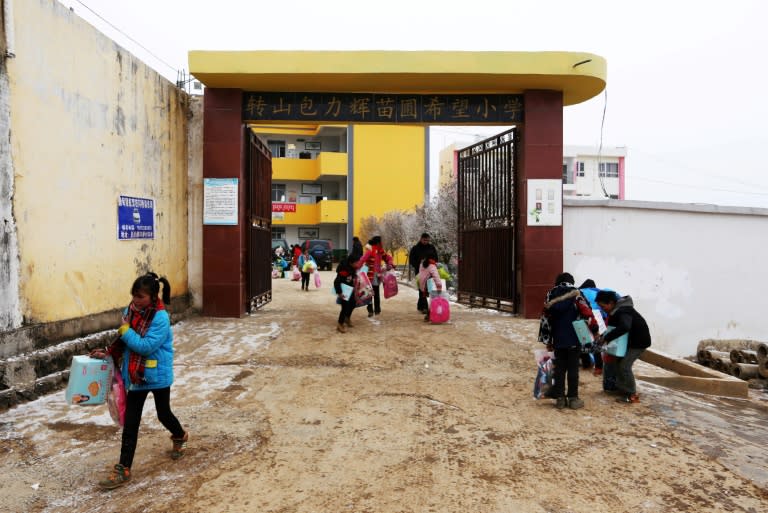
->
<box><xmin>109</xmin><ymin>299</ymin><xmax>165</xmax><ymax>384</ymax></box>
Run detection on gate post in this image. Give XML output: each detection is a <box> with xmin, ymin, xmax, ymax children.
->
<box><xmin>517</xmin><ymin>90</ymin><xmax>564</xmax><ymax>318</ymax></box>
<box><xmin>202</xmin><ymin>88</ymin><xmax>248</xmax><ymax>317</ymax></box>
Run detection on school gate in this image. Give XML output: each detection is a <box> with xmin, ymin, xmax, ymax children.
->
<box><xmin>191</xmin><ymin>51</ymin><xmax>606</xmax><ymax>318</ymax></box>
<box><xmin>457</xmin><ymin>129</ymin><xmax>517</xmax><ymax>312</ymax></box>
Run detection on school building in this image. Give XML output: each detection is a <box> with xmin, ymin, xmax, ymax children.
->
<box><xmin>439</xmin><ymin>143</ymin><xmax>627</xmax><ymax>200</ymax></box>
<box><xmin>254</xmin><ymin>123</ymin><xmax>428</xmax><ymax>254</ymax></box>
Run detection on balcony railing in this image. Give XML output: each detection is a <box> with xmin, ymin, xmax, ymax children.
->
<box><xmin>272</xmin><ymin>152</ymin><xmax>348</xmax><ymax>181</ymax></box>
<box><xmin>272</xmin><ymin>200</ymin><xmax>347</xmax><ymax>225</ymax></box>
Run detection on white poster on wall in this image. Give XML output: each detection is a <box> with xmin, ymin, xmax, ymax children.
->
<box><xmin>203</xmin><ymin>178</ymin><xmax>238</xmax><ymax>225</ymax></box>
<box><xmin>526</xmin><ymin>179</ymin><xmax>562</xmax><ymax>226</ymax></box>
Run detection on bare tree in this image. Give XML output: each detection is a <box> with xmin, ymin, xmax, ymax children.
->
<box><xmin>357</xmin><ymin>215</ymin><xmax>379</xmax><ymax>246</ymax></box>
<box><xmin>355</xmin><ymin>181</ymin><xmax>458</xmax><ymax>277</ymax></box>
<box><xmin>425</xmin><ymin>180</ymin><xmax>458</xmax><ymax>267</ymax></box>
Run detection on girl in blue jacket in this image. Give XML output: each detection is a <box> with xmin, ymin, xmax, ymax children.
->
<box><xmin>91</xmin><ymin>272</ymin><xmax>187</xmax><ymax>489</ymax></box>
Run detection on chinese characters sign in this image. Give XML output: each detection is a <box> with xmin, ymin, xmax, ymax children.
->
<box><xmin>117</xmin><ymin>196</ymin><xmax>155</xmax><ymax>240</ymax></box>
<box><xmin>272</xmin><ymin>203</ymin><xmax>297</xmax><ymax>213</ymax></box>
<box><xmin>243</xmin><ymin>92</ymin><xmax>523</xmax><ymax>124</ymax></box>
<box><xmin>203</xmin><ymin>178</ymin><xmax>239</xmax><ymax>225</ymax></box>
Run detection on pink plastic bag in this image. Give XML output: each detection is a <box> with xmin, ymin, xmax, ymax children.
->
<box><xmin>429</xmin><ymin>296</ymin><xmax>450</xmax><ymax>324</ymax></box>
<box><xmin>292</xmin><ymin>267</ymin><xmax>301</xmax><ymax>281</ymax></box>
<box><xmin>382</xmin><ymin>271</ymin><xmax>398</xmax><ymax>299</ymax></box>
<box><xmin>355</xmin><ymin>272</ymin><xmax>373</xmax><ymax>307</ymax></box>
<box><xmin>314</xmin><ymin>271</ymin><xmax>322</xmax><ymax>288</ymax></box>
<box><xmin>107</xmin><ymin>366</ymin><xmax>126</xmax><ymax>426</ymax></box>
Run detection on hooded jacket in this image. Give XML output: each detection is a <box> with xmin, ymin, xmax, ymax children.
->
<box><xmin>602</xmin><ymin>295</ymin><xmax>652</xmax><ymax>350</ymax></box>
<box><xmin>542</xmin><ymin>283</ymin><xmax>597</xmax><ymax>349</ymax></box>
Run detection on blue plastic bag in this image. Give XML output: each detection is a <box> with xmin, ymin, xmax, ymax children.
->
<box><xmin>533</xmin><ymin>355</ymin><xmax>554</xmax><ymax>399</ymax></box>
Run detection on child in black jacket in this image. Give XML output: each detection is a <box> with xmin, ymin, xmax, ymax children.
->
<box><xmin>595</xmin><ymin>291</ymin><xmax>652</xmax><ymax>404</ymax></box>
<box><xmin>333</xmin><ymin>256</ymin><xmax>357</xmax><ymax>333</ymax></box>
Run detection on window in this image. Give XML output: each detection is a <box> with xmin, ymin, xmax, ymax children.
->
<box><xmin>599</xmin><ymin>162</ymin><xmax>619</xmax><ymax>178</ymax></box>
<box><xmin>562</xmin><ymin>164</ymin><xmax>572</xmax><ymax>184</ymax></box>
<box><xmin>576</xmin><ymin>162</ymin><xmax>585</xmax><ymax>177</ymax></box>
<box><xmin>271</xmin><ymin>227</ymin><xmax>285</xmax><ymax>239</ymax></box>
<box><xmin>267</xmin><ymin>140</ymin><xmax>286</xmax><ymax>158</ymax></box>
<box><xmin>271</xmin><ymin>183</ymin><xmax>286</xmax><ymax>202</ymax></box>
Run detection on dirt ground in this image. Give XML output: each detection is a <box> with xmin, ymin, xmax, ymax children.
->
<box><xmin>1</xmin><ymin>272</ymin><xmax>767</xmax><ymax>513</ymax></box>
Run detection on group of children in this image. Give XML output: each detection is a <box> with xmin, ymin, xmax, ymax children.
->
<box><xmin>538</xmin><ymin>272</ymin><xmax>652</xmax><ymax>409</ymax></box>
<box><xmin>90</xmin><ymin>261</ymin><xmax>645</xmax><ymax>493</ymax></box>
<box><xmin>332</xmin><ymin>235</ymin><xmax>400</xmax><ymax>333</ymax></box>
<box><xmin>333</xmin><ymin>233</ymin><xmax>449</xmax><ymax>332</ymax></box>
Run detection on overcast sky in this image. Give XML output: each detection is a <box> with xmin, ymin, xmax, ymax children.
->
<box><xmin>59</xmin><ymin>0</ymin><xmax>768</xmax><ymax>208</ymax></box>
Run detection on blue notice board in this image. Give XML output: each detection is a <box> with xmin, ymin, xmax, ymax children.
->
<box><xmin>117</xmin><ymin>196</ymin><xmax>155</xmax><ymax>240</ymax></box>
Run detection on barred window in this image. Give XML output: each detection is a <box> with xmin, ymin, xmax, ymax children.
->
<box><xmin>599</xmin><ymin>162</ymin><xmax>619</xmax><ymax>177</ymax></box>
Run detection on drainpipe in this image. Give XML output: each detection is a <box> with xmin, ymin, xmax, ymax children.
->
<box><xmin>4</xmin><ymin>0</ymin><xmax>15</xmax><ymax>58</ymax></box>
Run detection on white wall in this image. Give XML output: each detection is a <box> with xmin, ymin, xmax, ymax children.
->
<box><xmin>564</xmin><ymin>199</ymin><xmax>768</xmax><ymax>356</ymax></box>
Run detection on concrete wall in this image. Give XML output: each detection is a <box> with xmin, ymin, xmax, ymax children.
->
<box><xmin>187</xmin><ymin>96</ymin><xmax>204</xmax><ymax>309</ymax></box>
<box><xmin>5</xmin><ymin>0</ymin><xmax>190</xmax><ymax>324</ymax></box>
<box><xmin>564</xmin><ymin>199</ymin><xmax>768</xmax><ymax>356</ymax></box>
<box><xmin>1</xmin><ymin>32</ymin><xmax>22</xmax><ymax>331</ymax></box>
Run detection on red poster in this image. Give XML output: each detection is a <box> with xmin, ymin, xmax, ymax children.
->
<box><xmin>272</xmin><ymin>203</ymin><xmax>297</xmax><ymax>213</ymax></box>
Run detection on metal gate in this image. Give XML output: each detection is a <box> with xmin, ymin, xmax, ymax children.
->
<box><xmin>456</xmin><ymin>128</ymin><xmax>517</xmax><ymax>313</ymax></box>
<box><xmin>247</xmin><ymin>131</ymin><xmax>273</xmax><ymax>311</ymax></box>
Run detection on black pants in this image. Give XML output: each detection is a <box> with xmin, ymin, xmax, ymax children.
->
<box><xmin>120</xmin><ymin>387</ymin><xmax>184</xmax><ymax>469</ymax></box>
<box><xmin>417</xmin><ymin>289</ymin><xmax>428</xmax><ymax>312</ymax></box>
<box><xmin>367</xmin><ymin>284</ymin><xmax>381</xmax><ymax>314</ymax></box>
<box><xmin>337</xmin><ymin>298</ymin><xmax>355</xmax><ymax>324</ymax></box>
<box><xmin>551</xmin><ymin>346</ymin><xmax>581</xmax><ymax>399</ymax></box>
<box><xmin>593</xmin><ymin>350</ymin><xmax>603</xmax><ymax>369</ymax></box>
<box><xmin>300</xmin><ymin>272</ymin><xmax>310</xmax><ymax>289</ymax></box>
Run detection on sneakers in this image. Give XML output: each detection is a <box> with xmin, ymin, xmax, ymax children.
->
<box><xmin>368</xmin><ymin>310</ymin><xmax>374</xmax><ymax>318</ymax></box>
<box><xmin>616</xmin><ymin>393</ymin><xmax>640</xmax><ymax>404</ymax></box>
<box><xmin>337</xmin><ymin>323</ymin><xmax>346</xmax><ymax>333</ymax></box>
<box><xmin>170</xmin><ymin>431</ymin><xmax>189</xmax><ymax>460</ymax></box>
<box><xmin>555</xmin><ymin>397</ymin><xmax>584</xmax><ymax>409</ymax></box>
<box><xmin>593</xmin><ymin>368</ymin><xmax>603</xmax><ymax>377</ymax></box>
<box><xmin>98</xmin><ymin>464</ymin><xmax>131</xmax><ymax>490</ymax></box>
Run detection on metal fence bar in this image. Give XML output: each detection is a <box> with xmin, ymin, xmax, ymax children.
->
<box><xmin>247</xmin><ymin>131</ymin><xmax>273</xmax><ymax>312</ymax></box>
<box><xmin>456</xmin><ymin>128</ymin><xmax>517</xmax><ymax>313</ymax></box>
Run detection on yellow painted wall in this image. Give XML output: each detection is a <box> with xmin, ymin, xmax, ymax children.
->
<box><xmin>273</xmin><ymin>153</ymin><xmax>348</xmax><ymax>181</ymax></box>
<box><xmin>8</xmin><ymin>1</ymin><xmax>189</xmax><ymax>323</ymax></box>
<box><xmin>272</xmin><ymin>158</ymin><xmax>317</xmax><ymax>181</ymax></box>
<box><xmin>319</xmin><ymin>200</ymin><xmax>348</xmax><ymax>224</ymax></box>
<box><xmin>352</xmin><ymin>125</ymin><xmax>426</xmax><ymax>234</ymax></box>
<box><xmin>272</xmin><ymin>204</ymin><xmax>319</xmax><ymax>225</ymax></box>
<box><xmin>317</xmin><ymin>152</ymin><xmax>347</xmax><ymax>177</ymax></box>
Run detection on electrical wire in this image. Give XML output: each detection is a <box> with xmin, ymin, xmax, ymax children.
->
<box><xmin>628</xmin><ymin>146</ymin><xmax>768</xmax><ymax>190</ymax></box>
<box><xmin>73</xmin><ymin>1</ymin><xmax>179</xmax><ymax>74</ymax></box>
<box><xmin>596</xmin><ymin>88</ymin><xmax>610</xmax><ymax>198</ymax></box>
<box><xmin>630</xmin><ymin>176</ymin><xmax>768</xmax><ymax>196</ymax></box>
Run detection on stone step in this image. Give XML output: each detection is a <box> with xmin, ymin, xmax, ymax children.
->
<box><xmin>0</xmin><ymin>331</ymin><xmax>114</xmax><ymax>409</ymax></box>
